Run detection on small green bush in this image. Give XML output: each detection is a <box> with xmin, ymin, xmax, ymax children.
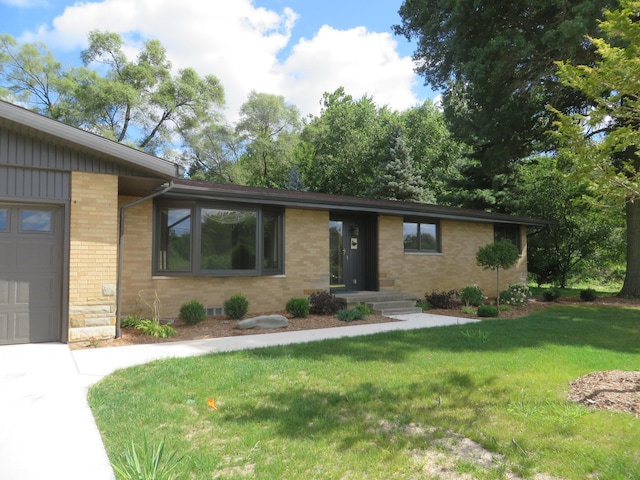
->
<box><xmin>286</xmin><ymin>297</ymin><xmax>310</xmax><ymax>318</ymax></box>
<box><xmin>337</xmin><ymin>308</ymin><xmax>365</xmax><ymax>322</ymax></box>
<box><xmin>416</xmin><ymin>299</ymin><xmax>430</xmax><ymax>311</ymax></box>
<box><xmin>477</xmin><ymin>305</ymin><xmax>499</xmax><ymax>318</ymax></box>
<box><xmin>461</xmin><ymin>306</ymin><xmax>476</xmax><ymax>315</ymax></box>
<box><xmin>354</xmin><ymin>303</ymin><xmax>373</xmax><ymax>316</ymax></box>
<box><xmin>425</xmin><ymin>289</ymin><xmax>458</xmax><ymax>309</ymax></box>
<box><xmin>121</xmin><ymin>315</ymin><xmax>144</xmax><ymax>328</ymax></box>
<box><xmin>224</xmin><ymin>293</ymin><xmax>249</xmax><ymax>319</ymax></box>
<box><xmin>458</xmin><ymin>285</ymin><xmax>485</xmax><ymax>307</ymax></box>
<box><xmin>179</xmin><ymin>299</ymin><xmax>206</xmax><ymax>325</ymax></box>
<box><xmin>580</xmin><ymin>288</ymin><xmax>598</xmax><ymax>302</ymax></box>
<box><xmin>499</xmin><ymin>283</ymin><xmax>530</xmax><ymax>306</ymax></box>
<box><xmin>136</xmin><ymin>320</ymin><xmax>176</xmax><ymax>338</ymax></box>
<box><xmin>542</xmin><ymin>288</ymin><xmax>562</xmax><ymax>302</ymax></box>
<box><xmin>309</xmin><ymin>291</ymin><xmax>339</xmax><ymax>315</ymax></box>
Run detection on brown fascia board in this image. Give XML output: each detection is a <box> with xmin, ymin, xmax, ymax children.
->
<box><xmin>166</xmin><ymin>179</ymin><xmax>550</xmax><ymax>226</ymax></box>
<box><xmin>0</xmin><ymin>100</ymin><xmax>181</xmax><ymax>179</ymax></box>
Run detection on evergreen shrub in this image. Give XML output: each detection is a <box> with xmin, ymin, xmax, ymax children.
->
<box><xmin>179</xmin><ymin>299</ymin><xmax>206</xmax><ymax>325</ymax></box>
<box><xmin>286</xmin><ymin>297</ymin><xmax>310</xmax><ymax>318</ymax></box>
<box><xmin>224</xmin><ymin>294</ymin><xmax>249</xmax><ymax>319</ymax></box>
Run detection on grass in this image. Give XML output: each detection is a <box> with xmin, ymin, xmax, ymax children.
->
<box><xmin>89</xmin><ymin>304</ymin><xmax>640</xmax><ymax>479</ymax></box>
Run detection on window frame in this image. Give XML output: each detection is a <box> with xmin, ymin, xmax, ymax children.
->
<box><xmin>494</xmin><ymin>224</ymin><xmax>522</xmax><ymax>253</ymax></box>
<box><xmin>403</xmin><ymin>218</ymin><xmax>441</xmax><ymax>253</ymax></box>
<box><xmin>153</xmin><ymin>199</ymin><xmax>284</xmax><ymax>277</ymax></box>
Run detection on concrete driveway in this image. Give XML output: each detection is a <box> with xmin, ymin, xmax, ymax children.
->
<box><xmin>0</xmin><ymin>343</ymin><xmax>115</xmax><ymax>480</ymax></box>
<box><xmin>0</xmin><ymin>313</ymin><xmax>478</xmax><ymax>480</ymax></box>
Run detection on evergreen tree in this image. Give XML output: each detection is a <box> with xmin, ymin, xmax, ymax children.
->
<box><xmin>372</xmin><ymin>130</ymin><xmax>432</xmax><ymax>203</ymax></box>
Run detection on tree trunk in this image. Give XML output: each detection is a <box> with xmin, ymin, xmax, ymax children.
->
<box><xmin>619</xmin><ymin>199</ymin><xmax>640</xmax><ymax>297</ymax></box>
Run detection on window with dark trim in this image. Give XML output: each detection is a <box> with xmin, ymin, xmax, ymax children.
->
<box><xmin>403</xmin><ymin>219</ymin><xmax>440</xmax><ymax>252</ymax></box>
<box><xmin>494</xmin><ymin>224</ymin><xmax>521</xmax><ymax>252</ymax></box>
<box><xmin>154</xmin><ymin>200</ymin><xmax>284</xmax><ymax>276</ymax></box>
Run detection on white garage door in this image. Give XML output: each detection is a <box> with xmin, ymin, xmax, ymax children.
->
<box><xmin>0</xmin><ymin>204</ymin><xmax>63</xmax><ymax>344</ymax></box>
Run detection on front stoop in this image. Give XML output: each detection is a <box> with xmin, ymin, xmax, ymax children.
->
<box><xmin>334</xmin><ymin>291</ymin><xmax>422</xmax><ymax>315</ymax></box>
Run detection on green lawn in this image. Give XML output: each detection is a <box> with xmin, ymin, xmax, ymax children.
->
<box><xmin>89</xmin><ymin>305</ymin><xmax>640</xmax><ymax>479</ymax></box>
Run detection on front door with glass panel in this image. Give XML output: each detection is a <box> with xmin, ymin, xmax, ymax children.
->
<box><xmin>329</xmin><ymin>218</ymin><xmax>363</xmax><ymax>292</ymax></box>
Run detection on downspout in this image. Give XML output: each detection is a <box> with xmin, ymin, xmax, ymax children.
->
<box><xmin>116</xmin><ymin>181</ymin><xmax>175</xmax><ymax>338</ymax></box>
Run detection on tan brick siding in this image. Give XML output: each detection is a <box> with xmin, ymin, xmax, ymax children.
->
<box><xmin>119</xmin><ymin>201</ymin><xmax>330</xmax><ymax>319</ymax></box>
<box><xmin>378</xmin><ymin>215</ymin><xmax>527</xmax><ymax>299</ymax></box>
<box><xmin>68</xmin><ymin>172</ymin><xmax>118</xmax><ymax>341</ymax></box>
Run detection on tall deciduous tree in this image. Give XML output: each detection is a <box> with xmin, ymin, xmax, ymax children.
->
<box><xmin>0</xmin><ymin>31</ymin><xmax>225</xmax><ymax>157</ymax></box>
<box><xmin>234</xmin><ymin>91</ymin><xmax>301</xmax><ymax>188</ymax></box>
<box><xmin>298</xmin><ymin>87</ymin><xmax>396</xmax><ymax>196</ymax></box>
<box><xmin>394</xmin><ymin>0</ymin><xmax>615</xmax><ymax>210</ymax></box>
<box><xmin>552</xmin><ymin>0</ymin><xmax>640</xmax><ymax>296</ymax></box>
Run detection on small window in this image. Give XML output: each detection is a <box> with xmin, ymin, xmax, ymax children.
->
<box><xmin>20</xmin><ymin>210</ymin><xmax>52</xmax><ymax>232</ymax></box>
<box><xmin>0</xmin><ymin>209</ymin><xmax>7</xmax><ymax>231</ymax></box>
<box><xmin>494</xmin><ymin>224</ymin><xmax>521</xmax><ymax>252</ymax></box>
<box><xmin>404</xmin><ymin>220</ymin><xmax>439</xmax><ymax>252</ymax></box>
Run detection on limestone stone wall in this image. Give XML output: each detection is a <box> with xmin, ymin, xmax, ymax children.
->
<box><xmin>118</xmin><ymin>200</ymin><xmax>330</xmax><ymax>319</ymax></box>
<box><xmin>378</xmin><ymin>215</ymin><xmax>527</xmax><ymax>299</ymax></box>
<box><xmin>68</xmin><ymin>171</ymin><xmax>118</xmax><ymax>341</ymax></box>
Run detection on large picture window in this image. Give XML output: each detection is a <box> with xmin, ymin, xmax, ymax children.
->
<box><xmin>155</xmin><ymin>201</ymin><xmax>284</xmax><ymax>276</ymax></box>
<box><xmin>403</xmin><ymin>220</ymin><xmax>439</xmax><ymax>252</ymax></box>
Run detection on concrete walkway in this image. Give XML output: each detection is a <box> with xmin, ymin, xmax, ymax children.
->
<box><xmin>1</xmin><ymin>313</ymin><xmax>477</xmax><ymax>480</ymax></box>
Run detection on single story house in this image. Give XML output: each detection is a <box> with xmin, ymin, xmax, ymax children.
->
<box><xmin>0</xmin><ymin>100</ymin><xmax>546</xmax><ymax>344</ymax></box>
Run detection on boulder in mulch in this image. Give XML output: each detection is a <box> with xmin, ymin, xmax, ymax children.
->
<box><xmin>236</xmin><ymin>314</ymin><xmax>289</xmax><ymax>330</ymax></box>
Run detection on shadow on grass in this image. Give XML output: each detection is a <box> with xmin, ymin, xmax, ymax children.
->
<box><xmin>221</xmin><ymin>371</ymin><xmax>505</xmax><ymax>451</ymax></box>
<box><xmin>244</xmin><ymin>305</ymin><xmax>640</xmax><ymax>364</ymax></box>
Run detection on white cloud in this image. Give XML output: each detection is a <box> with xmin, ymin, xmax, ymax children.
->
<box><xmin>17</xmin><ymin>0</ymin><xmax>424</xmax><ymax>123</ymax></box>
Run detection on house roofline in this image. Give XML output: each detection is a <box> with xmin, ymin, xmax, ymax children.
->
<box><xmin>166</xmin><ymin>179</ymin><xmax>550</xmax><ymax>226</ymax></box>
<box><xmin>0</xmin><ymin>100</ymin><xmax>181</xmax><ymax>179</ymax></box>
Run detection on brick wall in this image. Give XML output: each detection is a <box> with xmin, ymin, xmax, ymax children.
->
<box><xmin>118</xmin><ymin>200</ymin><xmax>330</xmax><ymax>319</ymax></box>
<box><xmin>378</xmin><ymin>215</ymin><xmax>527</xmax><ymax>299</ymax></box>
<box><xmin>68</xmin><ymin>171</ymin><xmax>118</xmax><ymax>341</ymax></box>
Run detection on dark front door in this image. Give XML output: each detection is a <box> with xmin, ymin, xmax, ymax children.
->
<box><xmin>329</xmin><ymin>217</ymin><xmax>366</xmax><ymax>292</ymax></box>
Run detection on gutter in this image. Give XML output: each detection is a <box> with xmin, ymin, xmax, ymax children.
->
<box><xmin>116</xmin><ymin>181</ymin><xmax>175</xmax><ymax>338</ymax></box>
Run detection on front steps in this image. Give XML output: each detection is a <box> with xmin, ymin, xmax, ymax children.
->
<box><xmin>334</xmin><ymin>291</ymin><xmax>422</xmax><ymax>316</ymax></box>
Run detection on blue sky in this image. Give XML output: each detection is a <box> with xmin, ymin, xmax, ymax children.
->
<box><xmin>0</xmin><ymin>0</ymin><xmax>437</xmax><ymax>122</ymax></box>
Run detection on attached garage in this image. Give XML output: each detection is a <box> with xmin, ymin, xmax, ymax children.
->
<box><xmin>0</xmin><ymin>100</ymin><xmax>179</xmax><ymax>344</ymax></box>
<box><xmin>0</xmin><ymin>204</ymin><xmax>64</xmax><ymax>344</ymax></box>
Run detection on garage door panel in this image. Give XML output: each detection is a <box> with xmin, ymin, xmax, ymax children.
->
<box><xmin>0</xmin><ymin>313</ymin><xmax>8</xmax><ymax>342</ymax></box>
<box><xmin>0</xmin><ymin>204</ymin><xmax>63</xmax><ymax>344</ymax></box>
<box><xmin>14</xmin><ymin>277</ymin><xmax>59</xmax><ymax>306</ymax></box>
<box><xmin>16</xmin><ymin>242</ymin><xmax>59</xmax><ymax>273</ymax></box>
<box><xmin>0</xmin><ymin>279</ymin><xmax>8</xmax><ymax>305</ymax></box>
<box><xmin>0</xmin><ymin>239</ymin><xmax>14</xmax><ymax>269</ymax></box>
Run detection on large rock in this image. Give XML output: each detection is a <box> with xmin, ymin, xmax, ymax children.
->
<box><xmin>235</xmin><ymin>314</ymin><xmax>289</xmax><ymax>330</ymax></box>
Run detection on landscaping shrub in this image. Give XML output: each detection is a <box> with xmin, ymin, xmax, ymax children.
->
<box><xmin>425</xmin><ymin>289</ymin><xmax>458</xmax><ymax>309</ymax></box>
<box><xmin>542</xmin><ymin>288</ymin><xmax>562</xmax><ymax>302</ymax></box>
<box><xmin>580</xmin><ymin>288</ymin><xmax>598</xmax><ymax>302</ymax></box>
<box><xmin>308</xmin><ymin>291</ymin><xmax>339</xmax><ymax>315</ymax></box>
<box><xmin>458</xmin><ymin>285</ymin><xmax>485</xmax><ymax>307</ymax></box>
<box><xmin>499</xmin><ymin>283</ymin><xmax>530</xmax><ymax>306</ymax></box>
<box><xmin>477</xmin><ymin>305</ymin><xmax>499</xmax><ymax>317</ymax></box>
<box><xmin>136</xmin><ymin>320</ymin><xmax>176</xmax><ymax>338</ymax></box>
<box><xmin>121</xmin><ymin>315</ymin><xmax>143</xmax><ymax>328</ymax></box>
<box><xmin>354</xmin><ymin>303</ymin><xmax>373</xmax><ymax>316</ymax></box>
<box><xmin>286</xmin><ymin>297</ymin><xmax>310</xmax><ymax>318</ymax></box>
<box><xmin>337</xmin><ymin>308</ymin><xmax>365</xmax><ymax>322</ymax></box>
<box><xmin>224</xmin><ymin>293</ymin><xmax>249</xmax><ymax>319</ymax></box>
<box><xmin>461</xmin><ymin>306</ymin><xmax>476</xmax><ymax>315</ymax></box>
<box><xmin>179</xmin><ymin>299</ymin><xmax>206</xmax><ymax>325</ymax></box>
